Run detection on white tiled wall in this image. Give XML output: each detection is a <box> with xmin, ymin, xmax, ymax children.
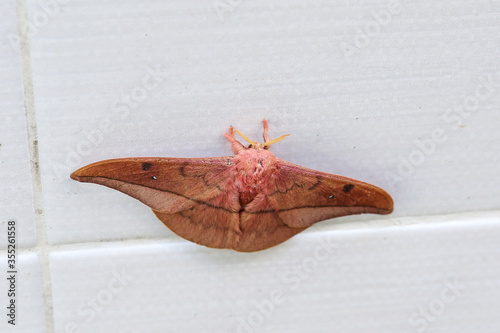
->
<box><xmin>0</xmin><ymin>0</ymin><xmax>36</xmax><ymax>249</ymax></box>
<box><xmin>1</xmin><ymin>0</ymin><xmax>499</xmax><ymax>332</ymax></box>
<box><xmin>0</xmin><ymin>252</ymin><xmax>46</xmax><ymax>332</ymax></box>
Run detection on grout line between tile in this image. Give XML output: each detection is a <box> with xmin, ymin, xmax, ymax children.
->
<box><xmin>16</xmin><ymin>1</ymin><xmax>55</xmax><ymax>332</ymax></box>
<box><xmin>0</xmin><ymin>209</ymin><xmax>499</xmax><ymax>257</ymax></box>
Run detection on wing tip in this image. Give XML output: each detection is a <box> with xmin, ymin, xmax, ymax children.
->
<box><xmin>377</xmin><ymin>193</ymin><xmax>394</xmax><ymax>215</ymax></box>
<box><xmin>378</xmin><ymin>206</ymin><xmax>393</xmax><ymax>215</ymax></box>
<box><xmin>70</xmin><ymin>160</ymin><xmax>113</xmax><ymax>182</ymax></box>
<box><xmin>70</xmin><ymin>170</ymin><xmax>80</xmax><ymax>181</ymax></box>
<box><xmin>70</xmin><ymin>169</ymin><xmax>83</xmax><ymax>181</ymax></box>
<box><xmin>70</xmin><ymin>166</ymin><xmax>93</xmax><ymax>183</ymax></box>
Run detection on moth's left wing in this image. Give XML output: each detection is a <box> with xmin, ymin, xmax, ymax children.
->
<box><xmin>71</xmin><ymin>157</ymin><xmax>239</xmax><ymax>213</ymax></box>
<box><xmin>71</xmin><ymin>157</ymin><xmax>243</xmax><ymax>249</ymax></box>
<box><xmin>237</xmin><ymin>159</ymin><xmax>393</xmax><ymax>251</ymax></box>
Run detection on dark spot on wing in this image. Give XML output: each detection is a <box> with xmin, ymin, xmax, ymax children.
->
<box><xmin>142</xmin><ymin>162</ymin><xmax>153</xmax><ymax>171</ymax></box>
<box><xmin>343</xmin><ymin>184</ymin><xmax>355</xmax><ymax>193</ymax></box>
<box><xmin>179</xmin><ymin>162</ymin><xmax>189</xmax><ymax>177</ymax></box>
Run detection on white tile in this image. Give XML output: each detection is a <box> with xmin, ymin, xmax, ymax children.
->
<box><xmin>0</xmin><ymin>252</ymin><xmax>47</xmax><ymax>333</ymax></box>
<box><xmin>29</xmin><ymin>0</ymin><xmax>500</xmax><ymax>246</ymax></box>
<box><xmin>50</xmin><ymin>214</ymin><xmax>500</xmax><ymax>333</ymax></box>
<box><xmin>1</xmin><ymin>1</ymin><xmax>498</xmax><ymax>333</ymax></box>
<box><xmin>0</xmin><ymin>1</ymin><xmax>36</xmax><ymax>248</ymax></box>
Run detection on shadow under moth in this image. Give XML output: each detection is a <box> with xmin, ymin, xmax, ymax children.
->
<box><xmin>71</xmin><ymin>119</ymin><xmax>393</xmax><ymax>252</ymax></box>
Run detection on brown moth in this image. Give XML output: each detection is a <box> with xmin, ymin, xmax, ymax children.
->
<box><xmin>71</xmin><ymin>119</ymin><xmax>393</xmax><ymax>252</ymax></box>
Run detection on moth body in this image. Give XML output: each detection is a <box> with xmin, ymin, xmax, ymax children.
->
<box><xmin>231</xmin><ymin>148</ymin><xmax>279</xmax><ymax>206</ymax></box>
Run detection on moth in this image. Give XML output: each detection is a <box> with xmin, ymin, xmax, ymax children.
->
<box><xmin>71</xmin><ymin>119</ymin><xmax>393</xmax><ymax>252</ymax></box>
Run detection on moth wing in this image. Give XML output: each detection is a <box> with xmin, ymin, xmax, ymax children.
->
<box><xmin>71</xmin><ymin>157</ymin><xmax>242</xmax><ymax>249</ymax></box>
<box><xmin>236</xmin><ymin>211</ymin><xmax>307</xmax><ymax>252</ymax></box>
<box><xmin>237</xmin><ymin>159</ymin><xmax>393</xmax><ymax>251</ymax></box>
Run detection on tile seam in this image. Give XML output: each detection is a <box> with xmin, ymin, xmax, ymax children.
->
<box><xmin>1</xmin><ymin>209</ymin><xmax>499</xmax><ymax>256</ymax></box>
<box><xmin>16</xmin><ymin>1</ymin><xmax>55</xmax><ymax>332</ymax></box>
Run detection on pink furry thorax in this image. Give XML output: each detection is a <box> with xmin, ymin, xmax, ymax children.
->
<box><xmin>232</xmin><ymin>148</ymin><xmax>279</xmax><ymax>195</ymax></box>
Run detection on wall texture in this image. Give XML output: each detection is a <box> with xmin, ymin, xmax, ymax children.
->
<box><xmin>1</xmin><ymin>0</ymin><xmax>499</xmax><ymax>332</ymax></box>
